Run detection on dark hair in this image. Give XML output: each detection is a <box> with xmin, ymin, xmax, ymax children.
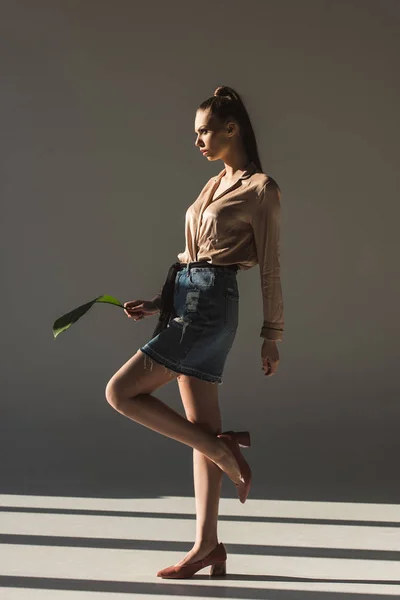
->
<box><xmin>198</xmin><ymin>85</ymin><xmax>263</xmax><ymax>172</ymax></box>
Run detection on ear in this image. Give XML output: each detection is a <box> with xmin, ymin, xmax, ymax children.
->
<box><xmin>226</xmin><ymin>121</ymin><xmax>238</xmax><ymax>136</ymax></box>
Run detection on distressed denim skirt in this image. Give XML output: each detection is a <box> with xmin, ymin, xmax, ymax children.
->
<box><xmin>139</xmin><ymin>261</ymin><xmax>239</xmax><ymax>385</ymax></box>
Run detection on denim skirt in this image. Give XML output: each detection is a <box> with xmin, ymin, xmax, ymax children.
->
<box><xmin>139</xmin><ymin>262</ymin><xmax>239</xmax><ymax>385</ymax></box>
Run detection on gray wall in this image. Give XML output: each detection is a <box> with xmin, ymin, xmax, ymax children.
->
<box><xmin>1</xmin><ymin>0</ymin><xmax>399</xmax><ymax>502</ymax></box>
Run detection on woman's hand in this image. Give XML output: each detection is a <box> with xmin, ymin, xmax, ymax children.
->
<box><xmin>124</xmin><ymin>299</ymin><xmax>159</xmax><ymax>321</ymax></box>
<box><xmin>261</xmin><ymin>339</ymin><xmax>280</xmax><ymax>376</ymax></box>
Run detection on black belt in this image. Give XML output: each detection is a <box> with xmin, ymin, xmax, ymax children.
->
<box><xmin>151</xmin><ymin>261</ymin><xmax>239</xmax><ymax>338</ymax></box>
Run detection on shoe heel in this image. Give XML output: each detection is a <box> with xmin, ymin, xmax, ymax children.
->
<box><xmin>210</xmin><ymin>560</ymin><xmax>226</xmax><ymax>577</ymax></box>
<box><xmin>235</xmin><ymin>431</ymin><xmax>251</xmax><ymax>447</ymax></box>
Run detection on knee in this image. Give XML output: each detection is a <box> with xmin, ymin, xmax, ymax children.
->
<box><xmin>105</xmin><ymin>379</ymin><xmax>124</xmax><ymax>411</ymax></box>
<box><xmin>105</xmin><ymin>379</ymin><xmax>143</xmax><ymax>413</ymax></box>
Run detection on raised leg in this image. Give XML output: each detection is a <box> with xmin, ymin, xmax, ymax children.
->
<box><xmin>105</xmin><ymin>350</ymin><xmax>241</xmax><ymax>483</ymax></box>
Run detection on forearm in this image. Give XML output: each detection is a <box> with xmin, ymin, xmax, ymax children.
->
<box><xmin>259</xmin><ymin>273</ymin><xmax>284</xmax><ymax>341</ymax></box>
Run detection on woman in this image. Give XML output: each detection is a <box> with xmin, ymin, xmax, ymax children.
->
<box><xmin>105</xmin><ymin>85</ymin><xmax>284</xmax><ymax>578</ymax></box>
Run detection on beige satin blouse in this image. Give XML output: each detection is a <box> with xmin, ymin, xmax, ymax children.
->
<box><xmin>175</xmin><ymin>160</ymin><xmax>284</xmax><ymax>342</ymax></box>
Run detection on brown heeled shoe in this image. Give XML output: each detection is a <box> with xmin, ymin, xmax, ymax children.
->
<box><xmin>156</xmin><ymin>542</ymin><xmax>227</xmax><ymax>579</ymax></box>
<box><xmin>217</xmin><ymin>430</ymin><xmax>252</xmax><ymax>503</ymax></box>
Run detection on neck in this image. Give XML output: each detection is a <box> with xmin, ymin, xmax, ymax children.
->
<box><xmin>222</xmin><ymin>154</ymin><xmax>252</xmax><ymax>180</ymax></box>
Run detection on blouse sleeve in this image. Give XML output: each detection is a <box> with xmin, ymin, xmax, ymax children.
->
<box><xmin>251</xmin><ymin>179</ymin><xmax>284</xmax><ymax>341</ymax></box>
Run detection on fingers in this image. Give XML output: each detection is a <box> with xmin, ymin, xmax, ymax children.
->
<box><xmin>124</xmin><ymin>301</ymin><xmax>145</xmax><ymax>320</ymax></box>
<box><xmin>262</xmin><ymin>359</ymin><xmax>278</xmax><ymax>377</ymax></box>
<box><xmin>126</xmin><ymin>311</ymin><xmax>144</xmax><ymax>320</ymax></box>
<box><xmin>124</xmin><ymin>306</ymin><xmax>144</xmax><ymax>320</ymax></box>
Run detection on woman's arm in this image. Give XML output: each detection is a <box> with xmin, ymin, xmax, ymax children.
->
<box><xmin>251</xmin><ymin>179</ymin><xmax>284</xmax><ymax>342</ymax></box>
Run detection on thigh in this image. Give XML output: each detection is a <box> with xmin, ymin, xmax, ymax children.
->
<box><xmin>177</xmin><ymin>375</ymin><xmax>222</xmax><ymax>433</ymax></box>
<box><xmin>106</xmin><ymin>349</ymin><xmax>179</xmax><ymax>398</ymax></box>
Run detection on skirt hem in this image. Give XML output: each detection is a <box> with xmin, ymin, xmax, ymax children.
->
<box><xmin>138</xmin><ymin>346</ymin><xmax>223</xmax><ymax>385</ymax></box>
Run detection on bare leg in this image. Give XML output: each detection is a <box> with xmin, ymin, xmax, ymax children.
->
<box><xmin>105</xmin><ymin>381</ymin><xmax>241</xmax><ymax>486</ymax></box>
<box><xmin>154</xmin><ymin>375</ymin><xmax>221</xmax><ymax>566</ymax></box>
<box><xmin>105</xmin><ymin>350</ymin><xmax>239</xmax><ymax>566</ymax></box>
<box><xmin>193</xmin><ymin>445</ymin><xmax>222</xmax><ymax>548</ymax></box>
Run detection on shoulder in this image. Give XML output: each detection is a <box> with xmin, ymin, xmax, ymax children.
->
<box><xmin>249</xmin><ymin>172</ymin><xmax>281</xmax><ymax>199</ymax></box>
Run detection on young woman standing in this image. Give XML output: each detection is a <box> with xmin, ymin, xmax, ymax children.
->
<box><xmin>105</xmin><ymin>85</ymin><xmax>284</xmax><ymax>578</ymax></box>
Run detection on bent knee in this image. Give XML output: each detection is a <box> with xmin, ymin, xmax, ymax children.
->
<box><xmin>105</xmin><ymin>378</ymin><xmax>146</xmax><ymax>412</ymax></box>
<box><xmin>105</xmin><ymin>379</ymin><xmax>126</xmax><ymax>410</ymax></box>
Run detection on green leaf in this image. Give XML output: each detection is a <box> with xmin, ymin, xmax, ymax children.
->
<box><xmin>53</xmin><ymin>295</ymin><xmax>124</xmax><ymax>339</ymax></box>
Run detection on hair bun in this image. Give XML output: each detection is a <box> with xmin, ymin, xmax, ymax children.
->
<box><xmin>213</xmin><ymin>85</ymin><xmax>231</xmax><ymax>98</ymax></box>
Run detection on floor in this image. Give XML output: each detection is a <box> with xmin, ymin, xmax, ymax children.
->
<box><xmin>0</xmin><ymin>493</ymin><xmax>399</xmax><ymax>599</ymax></box>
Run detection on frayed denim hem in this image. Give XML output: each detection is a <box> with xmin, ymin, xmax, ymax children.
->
<box><xmin>138</xmin><ymin>347</ymin><xmax>223</xmax><ymax>385</ymax></box>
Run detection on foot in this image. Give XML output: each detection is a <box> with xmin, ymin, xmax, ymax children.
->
<box><xmin>212</xmin><ymin>439</ymin><xmax>242</xmax><ymax>485</ymax></box>
<box><xmin>174</xmin><ymin>541</ymin><xmax>220</xmax><ymax>567</ymax></box>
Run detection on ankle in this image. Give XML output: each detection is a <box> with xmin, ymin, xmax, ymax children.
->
<box><xmin>193</xmin><ymin>538</ymin><xmax>219</xmax><ymax>550</ymax></box>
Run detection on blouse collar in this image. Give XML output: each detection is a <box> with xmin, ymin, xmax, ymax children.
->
<box><xmin>214</xmin><ymin>160</ymin><xmax>258</xmax><ymax>182</ymax></box>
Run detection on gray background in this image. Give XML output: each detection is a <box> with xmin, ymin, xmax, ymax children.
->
<box><xmin>1</xmin><ymin>0</ymin><xmax>399</xmax><ymax>502</ymax></box>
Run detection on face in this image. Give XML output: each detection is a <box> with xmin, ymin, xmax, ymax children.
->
<box><xmin>194</xmin><ymin>109</ymin><xmax>235</xmax><ymax>162</ymax></box>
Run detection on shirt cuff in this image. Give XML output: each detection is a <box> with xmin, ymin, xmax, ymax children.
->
<box><xmin>260</xmin><ymin>326</ymin><xmax>284</xmax><ymax>342</ymax></box>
